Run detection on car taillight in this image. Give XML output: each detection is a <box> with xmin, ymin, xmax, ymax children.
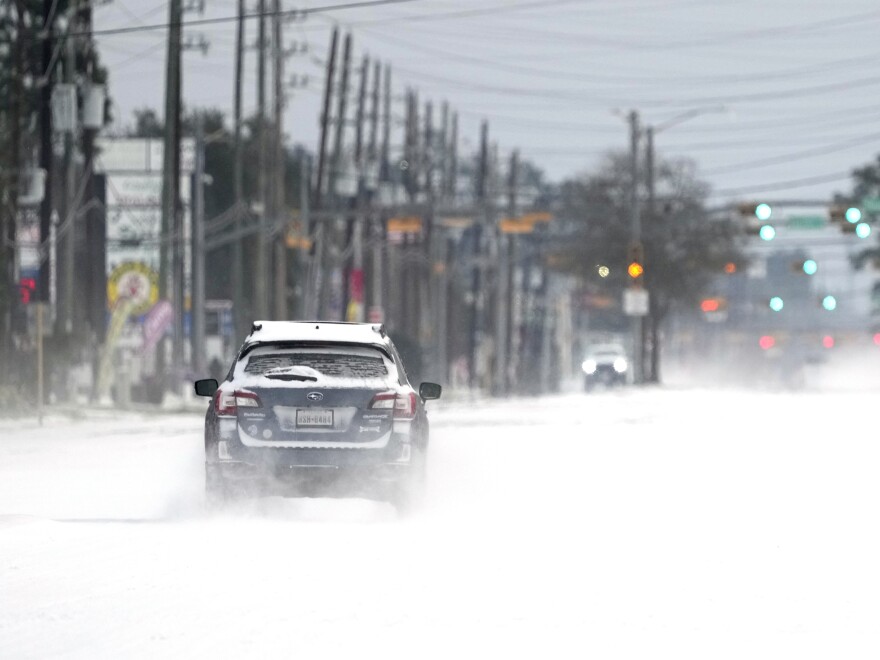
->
<box><xmin>369</xmin><ymin>392</ymin><xmax>416</xmax><ymax>419</ymax></box>
<box><xmin>213</xmin><ymin>389</ymin><xmax>262</xmax><ymax>416</ymax></box>
<box><xmin>214</xmin><ymin>388</ymin><xmax>237</xmax><ymax>417</ymax></box>
<box><xmin>234</xmin><ymin>390</ymin><xmax>262</xmax><ymax>408</ymax></box>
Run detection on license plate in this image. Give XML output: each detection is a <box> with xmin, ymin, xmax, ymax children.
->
<box><xmin>296</xmin><ymin>409</ymin><xmax>333</xmax><ymax>427</ymax></box>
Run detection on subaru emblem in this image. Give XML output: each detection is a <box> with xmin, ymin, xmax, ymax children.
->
<box><xmin>307</xmin><ymin>392</ymin><xmax>324</xmax><ymax>402</ymax></box>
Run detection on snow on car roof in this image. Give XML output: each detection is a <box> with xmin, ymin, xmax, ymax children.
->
<box><xmin>242</xmin><ymin>321</ymin><xmax>392</xmax><ymax>350</ymax></box>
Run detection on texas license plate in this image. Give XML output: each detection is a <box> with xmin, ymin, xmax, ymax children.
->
<box><xmin>296</xmin><ymin>409</ymin><xmax>333</xmax><ymax>427</ymax></box>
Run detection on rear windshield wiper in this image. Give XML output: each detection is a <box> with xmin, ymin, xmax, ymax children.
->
<box><xmin>262</xmin><ymin>366</ymin><xmax>320</xmax><ymax>382</ymax></box>
<box><xmin>264</xmin><ymin>372</ymin><xmax>318</xmax><ymax>382</ymax></box>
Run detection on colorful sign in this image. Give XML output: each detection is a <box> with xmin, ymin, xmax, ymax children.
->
<box><xmin>142</xmin><ymin>300</ymin><xmax>174</xmax><ymax>354</ymax></box>
<box><xmin>107</xmin><ymin>261</ymin><xmax>159</xmax><ymax>316</ymax></box>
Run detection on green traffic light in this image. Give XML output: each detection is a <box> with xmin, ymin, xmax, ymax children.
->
<box><xmin>755</xmin><ymin>203</ymin><xmax>772</xmax><ymax>221</ymax></box>
<box><xmin>803</xmin><ymin>259</ymin><xmax>818</xmax><ymax>275</ymax></box>
<box><xmin>856</xmin><ymin>223</ymin><xmax>871</xmax><ymax>238</ymax></box>
<box><xmin>822</xmin><ymin>295</ymin><xmax>837</xmax><ymax>311</ymax></box>
<box><xmin>759</xmin><ymin>225</ymin><xmax>776</xmax><ymax>241</ymax></box>
<box><xmin>846</xmin><ymin>207</ymin><xmax>862</xmax><ymax>224</ymax></box>
<box><xmin>769</xmin><ymin>296</ymin><xmax>784</xmax><ymax>312</ymax></box>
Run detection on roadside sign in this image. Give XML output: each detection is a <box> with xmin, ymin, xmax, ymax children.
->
<box><xmin>786</xmin><ymin>215</ymin><xmax>825</xmax><ymax>229</ymax></box>
<box><xmin>387</xmin><ymin>216</ymin><xmax>422</xmax><ymax>233</ymax></box>
<box><xmin>862</xmin><ymin>197</ymin><xmax>880</xmax><ymax>214</ymax></box>
<box><xmin>499</xmin><ymin>217</ymin><xmax>534</xmax><ymax>234</ymax></box>
<box><xmin>623</xmin><ymin>288</ymin><xmax>649</xmax><ymax>316</ymax></box>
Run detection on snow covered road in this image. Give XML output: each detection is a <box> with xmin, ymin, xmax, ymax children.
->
<box><xmin>2</xmin><ymin>389</ymin><xmax>879</xmax><ymax>658</ymax></box>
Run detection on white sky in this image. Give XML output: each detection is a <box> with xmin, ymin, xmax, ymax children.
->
<box><xmin>94</xmin><ymin>0</ymin><xmax>880</xmax><ymax>204</ymax></box>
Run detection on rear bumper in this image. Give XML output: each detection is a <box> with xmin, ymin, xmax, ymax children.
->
<box><xmin>209</xmin><ymin>433</ymin><xmax>416</xmax><ymax>483</ymax></box>
<box><xmin>207</xmin><ymin>448</ymin><xmax>416</xmax><ymax>498</ymax></box>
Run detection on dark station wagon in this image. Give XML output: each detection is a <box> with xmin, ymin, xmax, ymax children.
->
<box><xmin>194</xmin><ymin>321</ymin><xmax>441</xmax><ymax>511</ymax></box>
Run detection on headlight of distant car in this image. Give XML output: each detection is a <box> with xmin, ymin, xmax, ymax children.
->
<box><xmin>582</xmin><ymin>359</ymin><xmax>597</xmax><ymax>375</ymax></box>
<box><xmin>613</xmin><ymin>357</ymin><xmax>628</xmax><ymax>373</ymax></box>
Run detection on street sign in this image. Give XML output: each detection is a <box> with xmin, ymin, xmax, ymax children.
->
<box><xmin>862</xmin><ymin>197</ymin><xmax>880</xmax><ymax>214</ymax></box>
<box><xmin>623</xmin><ymin>288</ymin><xmax>649</xmax><ymax>316</ymax></box>
<box><xmin>786</xmin><ymin>215</ymin><xmax>825</xmax><ymax>229</ymax></box>
<box><xmin>387</xmin><ymin>216</ymin><xmax>422</xmax><ymax>233</ymax></box>
<box><xmin>499</xmin><ymin>218</ymin><xmax>534</xmax><ymax>234</ymax></box>
<box><xmin>520</xmin><ymin>211</ymin><xmax>552</xmax><ymax>223</ymax></box>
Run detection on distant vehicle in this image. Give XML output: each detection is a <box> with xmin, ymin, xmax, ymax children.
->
<box><xmin>194</xmin><ymin>321</ymin><xmax>441</xmax><ymax>512</ymax></box>
<box><xmin>581</xmin><ymin>343</ymin><xmax>629</xmax><ymax>390</ymax></box>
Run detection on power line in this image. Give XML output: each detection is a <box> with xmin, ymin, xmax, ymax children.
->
<box><xmin>701</xmin><ymin>133</ymin><xmax>880</xmax><ymax>177</ymax></box>
<box><xmin>388</xmin><ymin>60</ymin><xmax>880</xmax><ymax>109</ymax></box>
<box><xmin>63</xmin><ymin>0</ymin><xmax>429</xmax><ymax>39</ymax></box>
<box><xmin>349</xmin><ymin>6</ymin><xmax>880</xmax><ymax>52</ymax></box>
<box><xmin>713</xmin><ymin>172</ymin><xmax>855</xmax><ymax>197</ymax></box>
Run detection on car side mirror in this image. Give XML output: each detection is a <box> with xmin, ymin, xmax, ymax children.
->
<box><xmin>194</xmin><ymin>378</ymin><xmax>219</xmax><ymax>398</ymax></box>
<box><xmin>419</xmin><ymin>382</ymin><xmax>442</xmax><ymax>401</ymax></box>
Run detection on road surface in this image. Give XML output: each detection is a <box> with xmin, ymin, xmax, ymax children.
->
<box><xmin>1</xmin><ymin>388</ymin><xmax>879</xmax><ymax>658</ymax></box>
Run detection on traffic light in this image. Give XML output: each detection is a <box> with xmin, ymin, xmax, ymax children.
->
<box><xmin>769</xmin><ymin>296</ymin><xmax>784</xmax><ymax>312</ymax></box>
<box><xmin>700</xmin><ymin>297</ymin><xmax>727</xmax><ymax>313</ymax></box>
<box><xmin>737</xmin><ymin>202</ymin><xmax>775</xmax><ymax>239</ymax></box>
<box><xmin>830</xmin><ymin>205</ymin><xmax>870</xmax><ymax>235</ymax></box>
<box><xmin>627</xmin><ymin>243</ymin><xmax>644</xmax><ymax>281</ymax></box>
<box><xmin>821</xmin><ymin>295</ymin><xmax>837</xmax><ymax>311</ymax></box>
<box><xmin>759</xmin><ymin>225</ymin><xmax>776</xmax><ymax>241</ymax></box>
<box><xmin>792</xmin><ymin>259</ymin><xmax>818</xmax><ymax>275</ymax></box>
<box><xmin>822</xmin><ymin>335</ymin><xmax>835</xmax><ymax>349</ymax></box>
<box><xmin>723</xmin><ymin>262</ymin><xmax>738</xmax><ymax>274</ymax></box>
<box><xmin>759</xmin><ymin>335</ymin><xmax>776</xmax><ymax>350</ymax></box>
<box><xmin>18</xmin><ymin>277</ymin><xmax>35</xmax><ymax>304</ymax></box>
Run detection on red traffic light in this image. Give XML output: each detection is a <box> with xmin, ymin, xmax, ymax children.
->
<box><xmin>19</xmin><ymin>277</ymin><xmax>36</xmax><ymax>304</ymax></box>
<box><xmin>822</xmin><ymin>335</ymin><xmax>835</xmax><ymax>349</ymax></box>
<box><xmin>759</xmin><ymin>335</ymin><xmax>775</xmax><ymax>350</ymax></box>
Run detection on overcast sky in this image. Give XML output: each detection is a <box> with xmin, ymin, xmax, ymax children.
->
<box><xmin>94</xmin><ymin>0</ymin><xmax>880</xmax><ymax>204</ymax></box>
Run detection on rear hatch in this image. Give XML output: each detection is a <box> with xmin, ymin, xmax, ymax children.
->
<box><xmin>231</xmin><ymin>347</ymin><xmax>398</xmax><ymax>447</ymax></box>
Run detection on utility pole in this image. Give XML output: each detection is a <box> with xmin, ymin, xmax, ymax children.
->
<box><xmin>308</xmin><ymin>27</ymin><xmax>338</xmax><ymax>319</ymax></box>
<box><xmin>367</xmin><ymin>61</ymin><xmax>382</xmax><ymax>322</ymax></box>
<box><xmin>2</xmin><ymin>4</ymin><xmax>25</xmax><ymax>369</ymax></box>
<box><xmin>645</xmin><ymin>125</ymin><xmax>657</xmax><ymax>383</ymax></box>
<box><xmin>348</xmin><ymin>54</ymin><xmax>369</xmax><ymax>323</ymax></box>
<box><xmin>328</xmin><ymin>32</ymin><xmax>351</xmax><ymax>202</ymax></box>
<box><xmin>313</xmin><ymin>27</ymin><xmax>338</xmax><ymax>213</ymax></box>
<box><xmin>61</xmin><ymin>5</ymin><xmax>77</xmax><ymax>334</ymax></box>
<box><xmin>192</xmin><ymin>114</ymin><xmax>207</xmax><ymax>376</ymax></box>
<box><xmin>422</xmin><ymin>99</ymin><xmax>434</xmax><ymax>351</ymax></box>
<box><xmin>448</xmin><ymin>111</ymin><xmax>458</xmax><ymax>201</ymax></box>
<box><xmin>324</xmin><ymin>31</ymin><xmax>351</xmax><ymax>321</ymax></box>
<box><xmin>38</xmin><ymin>0</ymin><xmax>54</xmax><ymax>304</ymax></box>
<box><xmin>255</xmin><ymin>0</ymin><xmax>269</xmax><ymax>320</ymax></box>
<box><xmin>499</xmin><ymin>149</ymin><xmax>519</xmax><ymax>394</ymax></box>
<box><xmin>159</xmin><ymin>0</ymin><xmax>183</xmax><ymax>390</ymax></box>
<box><xmin>380</xmin><ymin>64</ymin><xmax>391</xmax><ymax>185</ymax></box>
<box><xmin>232</xmin><ymin>0</ymin><xmax>246</xmax><ymax>338</ymax></box>
<box><xmin>469</xmin><ymin>120</ymin><xmax>488</xmax><ymax>390</ymax></box>
<box><xmin>373</xmin><ymin>64</ymin><xmax>392</xmax><ymax>321</ymax></box>
<box><xmin>272</xmin><ymin>0</ymin><xmax>286</xmax><ymax>320</ymax></box>
<box><xmin>628</xmin><ymin>109</ymin><xmax>643</xmax><ymax>385</ymax></box>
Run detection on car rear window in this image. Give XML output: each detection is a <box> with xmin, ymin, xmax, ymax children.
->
<box><xmin>244</xmin><ymin>352</ymin><xmax>388</xmax><ymax>379</ymax></box>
